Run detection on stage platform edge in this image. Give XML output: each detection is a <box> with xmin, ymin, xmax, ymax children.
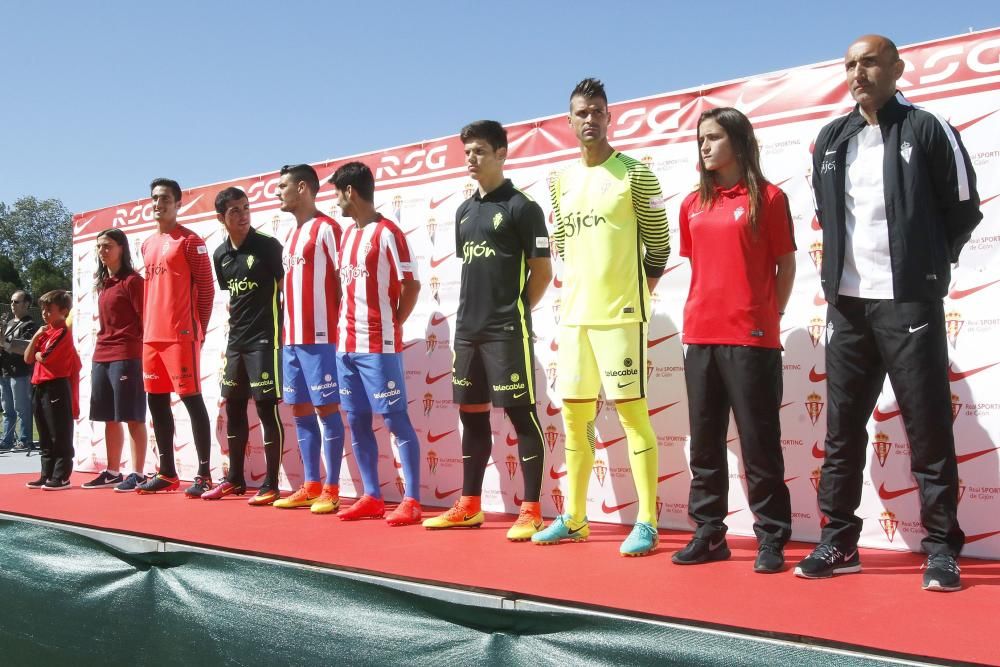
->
<box><xmin>1</xmin><ymin>511</ymin><xmax>953</xmax><ymax>667</ymax></box>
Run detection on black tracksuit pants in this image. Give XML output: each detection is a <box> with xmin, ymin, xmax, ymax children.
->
<box><xmin>684</xmin><ymin>344</ymin><xmax>791</xmax><ymax>546</ymax></box>
<box><xmin>820</xmin><ymin>296</ymin><xmax>964</xmax><ymax>556</ymax></box>
<box><xmin>33</xmin><ymin>378</ymin><xmax>75</xmax><ymax>482</ymax></box>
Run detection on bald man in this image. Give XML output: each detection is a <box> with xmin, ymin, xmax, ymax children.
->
<box><xmin>795</xmin><ymin>35</ymin><xmax>981</xmax><ymax>591</ymax></box>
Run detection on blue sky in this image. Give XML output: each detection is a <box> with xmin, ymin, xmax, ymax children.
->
<box><xmin>2</xmin><ymin>1</ymin><xmax>997</xmax><ymax>214</ymax></box>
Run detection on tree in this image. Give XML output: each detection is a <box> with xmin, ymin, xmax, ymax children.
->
<box><xmin>0</xmin><ymin>196</ymin><xmax>72</xmax><ymax>297</ymax></box>
<box><xmin>0</xmin><ymin>256</ymin><xmax>25</xmax><ymax>309</ymax></box>
<box><xmin>24</xmin><ymin>258</ymin><xmax>70</xmax><ymax>297</ymax></box>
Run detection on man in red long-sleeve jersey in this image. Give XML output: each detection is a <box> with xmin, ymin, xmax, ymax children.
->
<box><xmin>136</xmin><ymin>178</ymin><xmax>217</xmax><ymax>497</ymax></box>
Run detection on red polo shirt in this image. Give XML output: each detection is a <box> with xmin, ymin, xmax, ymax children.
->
<box><xmin>679</xmin><ymin>181</ymin><xmax>796</xmax><ymax>349</ymax></box>
<box><xmin>30</xmin><ymin>323</ymin><xmax>82</xmax><ymax>417</ymax></box>
<box><xmin>95</xmin><ymin>271</ymin><xmax>144</xmax><ymax>362</ymax></box>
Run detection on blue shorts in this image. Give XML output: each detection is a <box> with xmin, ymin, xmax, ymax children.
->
<box><xmin>282</xmin><ymin>344</ymin><xmax>340</xmax><ymax>406</ymax></box>
<box><xmin>336</xmin><ymin>352</ymin><xmax>408</xmax><ymax>415</ymax></box>
<box><xmin>90</xmin><ymin>359</ymin><xmax>147</xmax><ymax>422</ymax></box>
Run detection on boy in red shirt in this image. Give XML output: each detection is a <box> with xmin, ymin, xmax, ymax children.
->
<box><xmin>24</xmin><ymin>290</ymin><xmax>82</xmax><ymax>490</ymax></box>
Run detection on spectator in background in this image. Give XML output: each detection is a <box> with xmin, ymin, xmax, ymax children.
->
<box><xmin>1</xmin><ymin>290</ymin><xmax>38</xmax><ymax>452</ymax></box>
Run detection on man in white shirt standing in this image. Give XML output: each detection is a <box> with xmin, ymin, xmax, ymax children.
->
<box><xmin>797</xmin><ymin>34</ymin><xmax>982</xmax><ymax>591</ymax></box>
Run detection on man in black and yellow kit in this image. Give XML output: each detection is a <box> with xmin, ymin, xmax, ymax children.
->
<box><xmin>203</xmin><ymin>187</ymin><xmax>286</xmax><ymax>505</ymax></box>
<box><xmin>422</xmin><ymin>120</ymin><xmax>552</xmax><ymax>540</ymax></box>
<box><xmin>533</xmin><ymin>78</ymin><xmax>670</xmax><ymax>556</ymax></box>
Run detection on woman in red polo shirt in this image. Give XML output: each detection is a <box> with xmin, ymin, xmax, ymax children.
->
<box><xmin>672</xmin><ymin>107</ymin><xmax>796</xmax><ymax>574</ymax></box>
<box><xmin>83</xmin><ymin>228</ymin><xmax>149</xmax><ymax>491</ymax></box>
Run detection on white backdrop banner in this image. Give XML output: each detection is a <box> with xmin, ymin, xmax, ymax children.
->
<box><xmin>71</xmin><ymin>28</ymin><xmax>1000</xmax><ymax>558</ymax></box>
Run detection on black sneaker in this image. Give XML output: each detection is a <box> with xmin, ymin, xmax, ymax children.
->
<box><xmin>42</xmin><ymin>478</ymin><xmax>72</xmax><ymax>491</ymax></box>
<box><xmin>136</xmin><ymin>474</ymin><xmax>180</xmax><ymax>494</ymax></box>
<box><xmin>25</xmin><ymin>477</ymin><xmax>47</xmax><ymax>489</ymax></box>
<box><xmin>794</xmin><ymin>543</ymin><xmax>861</xmax><ymax>579</ymax></box>
<box><xmin>114</xmin><ymin>472</ymin><xmax>147</xmax><ymax>493</ymax></box>
<box><xmin>922</xmin><ymin>554</ymin><xmax>961</xmax><ymax>592</ymax></box>
<box><xmin>754</xmin><ymin>543</ymin><xmax>785</xmax><ymax>574</ymax></box>
<box><xmin>82</xmin><ymin>471</ymin><xmax>124</xmax><ymax>489</ymax></box>
<box><xmin>672</xmin><ymin>535</ymin><xmax>731</xmax><ymax>565</ymax></box>
<box><xmin>184</xmin><ymin>476</ymin><xmax>212</xmax><ymax>499</ymax></box>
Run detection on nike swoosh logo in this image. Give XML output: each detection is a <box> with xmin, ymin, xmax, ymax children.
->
<box><xmin>250</xmin><ymin>471</ymin><xmax>267</xmax><ymax>481</ymax></box>
<box><xmin>222</xmin><ymin>258</ymin><xmax>234</xmax><ymax>266</ymax></box>
<box><xmin>965</xmin><ymin>529</ymin><xmax>1000</xmax><ymax>544</ymax></box>
<box><xmin>73</xmin><ymin>215</ymin><xmax>97</xmax><ymax>235</ymax></box>
<box><xmin>546</xmin><ymin>402</ymin><xmax>561</xmax><ymax>416</ymax></box>
<box><xmin>429</xmin><ymin>192</ymin><xmax>456</xmax><ymax>209</ymax></box>
<box><xmin>174</xmin><ymin>442</ymin><xmax>191</xmax><ymax>451</ymax></box>
<box><xmin>434</xmin><ymin>486</ymin><xmax>462</xmax><ymax>500</ymax></box>
<box><xmin>632</xmin><ymin>446</ymin><xmax>654</xmax><ymax>456</ymax></box>
<box><xmin>506</xmin><ymin>433</ymin><xmax>518</xmax><ymax>446</ymax></box>
<box><xmin>601</xmin><ymin>499</ymin><xmax>638</xmax><ymax>514</ymax></box>
<box><xmin>956</xmin><ymin>446</ymin><xmax>999</xmax><ymax>464</ymax></box>
<box><xmin>50</xmin><ymin>398</ymin><xmax>61</xmax><ymax>403</ymax></box>
<box><xmin>595</xmin><ymin>436</ymin><xmax>626</xmax><ymax>450</ymax></box>
<box><xmin>402</xmin><ymin>226</ymin><xmax>421</xmax><ymax>236</ymax></box>
<box><xmin>784</xmin><ymin>476</ymin><xmax>799</xmax><ymax>484</ymax></box>
<box><xmin>709</xmin><ymin>538</ymin><xmax>726</xmax><ymax>550</ymax></box>
<box><xmin>812</xmin><ymin>441</ymin><xmax>825</xmax><ymax>458</ymax></box>
<box><xmin>513</xmin><ymin>391</ymin><xmax>527</xmax><ymax>398</ymax></box>
<box><xmin>427</xmin><ymin>429</ymin><xmax>456</xmax><ymax>443</ymax></box>
<box><xmin>459</xmin><ymin>215</ymin><xmax>470</xmax><ymax>225</ymax></box>
<box><xmin>402</xmin><ymin>340</ymin><xmax>421</xmax><ymax>350</ymax></box>
<box><xmin>809</xmin><ymin>366</ymin><xmax>827</xmax><ymax>382</ymax></box>
<box><xmin>657</xmin><ymin>471</ymin><xmax>684</xmax><ymax>483</ymax></box>
<box><xmin>647</xmin><ymin>332</ymin><xmax>680</xmax><ymax>348</ymax></box>
<box><xmin>617</xmin><ymin>381</ymin><xmax>636</xmax><ymax>389</ymax></box>
<box><xmin>824</xmin><ymin>149</ymin><xmax>837</xmax><ymax>155</ymax></box>
<box><xmin>648</xmin><ymin>401</ymin><xmax>680</xmax><ymax>417</ymax></box>
<box><xmin>425</xmin><ymin>370</ymin><xmax>450</xmax><ymax>384</ymax></box>
<box><xmin>779</xmin><ymin>402</ymin><xmax>793</xmax><ymax>410</ymax></box>
<box><xmin>321</xmin><ymin>390</ymin><xmax>337</xmax><ymax>398</ymax></box>
<box><xmin>872</xmin><ymin>405</ymin><xmax>902</xmax><ymax>422</ymax></box>
<box><xmin>387</xmin><ymin>398</ymin><xmax>401</xmax><ymax>405</ymax></box>
<box><xmin>430</xmin><ymin>312</ymin><xmax>456</xmax><ymax>326</ymax></box>
<box><xmin>522</xmin><ymin>455</ymin><xmax>538</xmax><ymax>462</ymax></box>
<box><xmin>177</xmin><ymin>194</ymin><xmax>204</xmax><ymax>217</ymax></box>
<box><xmin>878</xmin><ymin>481</ymin><xmax>920</xmax><ymax>500</ymax></box>
<box><xmin>948</xmin><ymin>362</ymin><xmax>999</xmax><ymax>382</ymax></box>
<box><xmin>549</xmin><ymin>466</ymin><xmax>567</xmax><ymax>479</ymax></box>
<box><xmin>954</xmin><ymin>108</ymin><xmax>999</xmax><ymax>133</ymax></box>
<box><xmin>262</xmin><ymin>388</ymin><xmax>274</xmax><ymax>394</ymax></box>
<box><xmin>949</xmin><ymin>279</ymin><xmax>1000</xmax><ymax>300</ymax></box>
<box><xmin>908</xmin><ymin>323</ymin><xmax>929</xmax><ymax>333</ymax></box>
<box><xmin>430</xmin><ymin>253</ymin><xmax>455</xmax><ymax>268</ymax></box>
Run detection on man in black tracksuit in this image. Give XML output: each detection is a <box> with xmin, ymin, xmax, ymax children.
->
<box><xmin>794</xmin><ymin>35</ymin><xmax>981</xmax><ymax>592</ymax></box>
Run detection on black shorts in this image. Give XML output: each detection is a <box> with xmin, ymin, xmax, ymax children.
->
<box><xmin>452</xmin><ymin>337</ymin><xmax>536</xmax><ymax>407</ymax></box>
<box><xmin>221</xmin><ymin>347</ymin><xmax>282</xmax><ymax>402</ymax></box>
<box><xmin>90</xmin><ymin>358</ymin><xmax>147</xmax><ymax>422</ymax></box>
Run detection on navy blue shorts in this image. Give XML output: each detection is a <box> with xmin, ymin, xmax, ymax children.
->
<box><xmin>90</xmin><ymin>359</ymin><xmax>147</xmax><ymax>422</ymax></box>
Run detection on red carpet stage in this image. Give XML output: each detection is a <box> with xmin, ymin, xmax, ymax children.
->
<box><xmin>2</xmin><ymin>473</ymin><xmax>997</xmax><ymax>665</ymax></box>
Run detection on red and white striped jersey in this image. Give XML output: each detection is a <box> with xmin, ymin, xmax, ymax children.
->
<box><xmin>282</xmin><ymin>213</ymin><xmax>342</xmax><ymax>346</ymax></box>
<box><xmin>338</xmin><ymin>215</ymin><xmax>418</xmax><ymax>353</ymax></box>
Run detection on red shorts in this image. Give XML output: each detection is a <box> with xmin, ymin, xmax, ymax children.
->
<box><xmin>142</xmin><ymin>342</ymin><xmax>201</xmax><ymax>395</ymax></box>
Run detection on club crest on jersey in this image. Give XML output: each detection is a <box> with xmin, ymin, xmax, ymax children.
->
<box><xmin>493</xmin><ymin>212</ymin><xmax>503</xmax><ymax>230</ymax></box>
<box><xmin>900</xmin><ymin>141</ymin><xmax>912</xmax><ymax>163</ymax></box>
<box><xmin>733</xmin><ymin>206</ymin><xmax>745</xmax><ymax>221</ymax></box>
<box><xmin>246</xmin><ymin>255</ymin><xmax>255</xmax><ymax>269</ymax></box>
